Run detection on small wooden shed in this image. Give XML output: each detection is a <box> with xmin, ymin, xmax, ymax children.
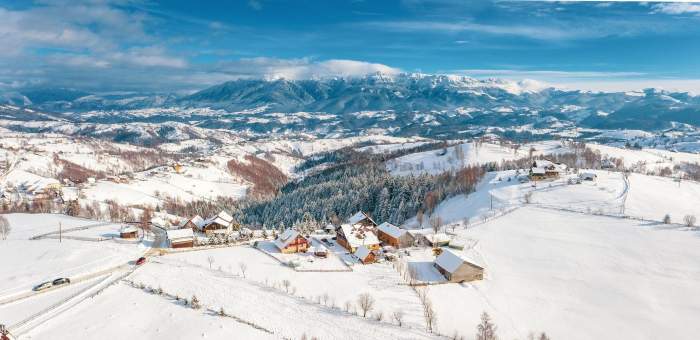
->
<box><xmin>434</xmin><ymin>248</ymin><xmax>484</xmax><ymax>283</ymax></box>
<box><xmin>166</xmin><ymin>228</ymin><xmax>195</xmax><ymax>248</ymax></box>
<box><xmin>354</xmin><ymin>245</ymin><xmax>376</xmax><ymax>264</ymax></box>
<box><xmin>119</xmin><ymin>225</ymin><xmax>138</xmax><ymax>239</ymax></box>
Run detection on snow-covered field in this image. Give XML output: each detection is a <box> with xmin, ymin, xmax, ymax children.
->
<box><xmin>625</xmin><ymin>173</ymin><xmax>700</xmax><ymax>222</ymax></box>
<box><xmin>125</xmin><ymin>250</ymin><xmax>438</xmax><ymax>340</ymax></box>
<box><xmin>0</xmin><ymin>214</ymin><xmax>147</xmax><ymax>299</ymax></box>
<box><xmin>26</xmin><ymin>281</ymin><xmax>278</xmax><ymax>340</ymax></box>
<box><xmin>417</xmin><ymin>207</ymin><xmax>700</xmax><ymax>340</ymax></box>
<box><xmin>3</xmin><ymin>133</ymin><xmax>700</xmax><ymax>340</ymax></box>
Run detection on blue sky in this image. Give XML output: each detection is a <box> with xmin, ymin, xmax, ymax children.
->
<box><xmin>1</xmin><ymin>0</ymin><xmax>700</xmax><ymax>93</ymax></box>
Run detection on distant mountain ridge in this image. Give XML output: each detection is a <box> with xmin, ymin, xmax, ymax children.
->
<box><xmin>1</xmin><ymin>73</ymin><xmax>700</xmax><ymax>134</ymax></box>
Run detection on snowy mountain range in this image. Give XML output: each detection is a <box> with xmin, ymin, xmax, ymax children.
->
<box><xmin>1</xmin><ymin>73</ymin><xmax>699</xmax><ymax>144</ymax></box>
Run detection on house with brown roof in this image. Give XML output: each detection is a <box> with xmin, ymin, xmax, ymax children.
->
<box><xmin>274</xmin><ymin>228</ymin><xmax>309</xmax><ymax>254</ymax></box>
<box><xmin>377</xmin><ymin>222</ymin><xmax>414</xmax><ymax>248</ymax></box>
<box><xmin>336</xmin><ymin>223</ymin><xmax>381</xmax><ymax>253</ymax></box>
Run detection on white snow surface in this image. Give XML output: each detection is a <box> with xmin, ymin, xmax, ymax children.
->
<box><xmin>422</xmin><ymin>207</ymin><xmax>700</xmax><ymax>340</ymax></box>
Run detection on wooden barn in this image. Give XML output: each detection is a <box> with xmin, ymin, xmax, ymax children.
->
<box><xmin>274</xmin><ymin>228</ymin><xmax>309</xmax><ymax>253</ymax></box>
<box><xmin>166</xmin><ymin>228</ymin><xmax>195</xmax><ymax>248</ymax></box>
<box><xmin>202</xmin><ymin>211</ymin><xmax>234</xmax><ymax>234</ymax></box>
<box><xmin>354</xmin><ymin>245</ymin><xmax>376</xmax><ymax>264</ymax></box>
<box><xmin>119</xmin><ymin>225</ymin><xmax>138</xmax><ymax>239</ymax></box>
<box><xmin>336</xmin><ymin>223</ymin><xmax>381</xmax><ymax>253</ymax></box>
<box><xmin>434</xmin><ymin>248</ymin><xmax>484</xmax><ymax>283</ymax></box>
<box><xmin>377</xmin><ymin>222</ymin><xmax>414</xmax><ymax>248</ymax></box>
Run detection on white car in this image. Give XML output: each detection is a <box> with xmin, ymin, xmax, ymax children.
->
<box><xmin>33</xmin><ymin>281</ymin><xmax>53</xmax><ymax>292</ymax></box>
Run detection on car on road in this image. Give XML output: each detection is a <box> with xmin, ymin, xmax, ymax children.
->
<box><xmin>135</xmin><ymin>257</ymin><xmax>147</xmax><ymax>265</ymax></box>
<box><xmin>52</xmin><ymin>278</ymin><xmax>71</xmax><ymax>286</ymax></box>
<box><xmin>33</xmin><ymin>281</ymin><xmax>53</xmax><ymax>291</ymax></box>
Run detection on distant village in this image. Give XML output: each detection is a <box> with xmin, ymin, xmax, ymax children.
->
<box><xmin>158</xmin><ymin>209</ymin><xmax>485</xmax><ymax>284</ymax></box>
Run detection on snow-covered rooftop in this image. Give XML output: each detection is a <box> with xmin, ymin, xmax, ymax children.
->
<box><xmin>377</xmin><ymin>222</ymin><xmax>406</xmax><ymax>238</ymax></box>
<box><xmin>274</xmin><ymin>228</ymin><xmax>303</xmax><ymax>249</ymax></box>
<box><xmin>339</xmin><ymin>224</ymin><xmax>380</xmax><ymax>248</ymax></box>
<box><xmin>204</xmin><ymin>210</ymin><xmax>234</xmax><ymax>228</ymax></box>
<box><xmin>120</xmin><ymin>225</ymin><xmax>138</xmax><ymax>233</ymax></box>
<box><xmin>186</xmin><ymin>215</ymin><xmax>206</xmax><ymax>229</ymax></box>
<box><xmin>309</xmin><ymin>244</ymin><xmax>328</xmax><ymax>254</ymax></box>
<box><xmin>347</xmin><ymin>211</ymin><xmax>375</xmax><ymax>225</ymax></box>
<box><xmin>435</xmin><ymin>248</ymin><xmax>483</xmax><ymax>273</ymax></box>
<box><xmin>166</xmin><ymin>228</ymin><xmax>194</xmax><ymax>241</ymax></box>
<box><xmin>354</xmin><ymin>245</ymin><xmax>372</xmax><ymax>260</ymax></box>
<box><xmin>424</xmin><ymin>233</ymin><xmax>451</xmax><ymax>244</ymax></box>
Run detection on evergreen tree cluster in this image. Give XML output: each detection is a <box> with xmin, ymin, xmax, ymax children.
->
<box><xmin>239</xmin><ymin>156</ymin><xmax>485</xmax><ymax>228</ymax></box>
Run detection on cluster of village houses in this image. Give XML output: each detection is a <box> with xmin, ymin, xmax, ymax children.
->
<box><xmin>158</xmin><ymin>210</ymin><xmax>484</xmax><ymax>283</ymax></box>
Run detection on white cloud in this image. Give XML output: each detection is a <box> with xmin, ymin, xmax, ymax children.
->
<box><xmin>453</xmin><ymin>69</ymin><xmax>646</xmax><ymax>79</ymax></box>
<box><xmin>558</xmin><ymin>79</ymin><xmax>700</xmax><ymax>94</ymax></box>
<box><xmin>450</xmin><ymin>68</ymin><xmax>700</xmax><ymax>94</ymax></box>
<box><xmin>364</xmin><ymin>20</ymin><xmax>580</xmax><ymax>40</ymax></box>
<box><xmin>652</xmin><ymin>3</ymin><xmax>700</xmax><ymax>15</ymax></box>
<box><xmin>212</xmin><ymin>58</ymin><xmax>401</xmax><ymax>80</ymax></box>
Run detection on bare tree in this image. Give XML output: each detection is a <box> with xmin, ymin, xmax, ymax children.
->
<box><xmin>282</xmin><ymin>279</ymin><xmax>291</xmax><ymax>293</ymax></box>
<box><xmin>0</xmin><ymin>215</ymin><xmax>10</xmax><ymax>240</ymax></box>
<box><xmin>476</xmin><ymin>312</ymin><xmax>497</xmax><ymax>340</ymax></box>
<box><xmin>683</xmin><ymin>215</ymin><xmax>697</xmax><ymax>228</ymax></box>
<box><xmin>423</xmin><ymin>299</ymin><xmax>437</xmax><ymax>333</ymax></box>
<box><xmin>357</xmin><ymin>293</ymin><xmax>375</xmax><ymax>317</ymax></box>
<box><xmin>207</xmin><ymin>256</ymin><xmax>215</xmax><ymax>270</ymax></box>
<box><xmin>140</xmin><ymin>207</ymin><xmax>153</xmax><ymax>231</ymax></box>
<box><xmin>417</xmin><ymin>209</ymin><xmax>424</xmax><ymax>227</ymax></box>
<box><xmin>239</xmin><ymin>262</ymin><xmax>248</xmax><ymax>278</ymax></box>
<box><xmin>373</xmin><ymin>311</ymin><xmax>384</xmax><ymax>321</ymax></box>
<box><xmin>392</xmin><ymin>310</ymin><xmax>405</xmax><ymax>326</ymax></box>
<box><xmin>663</xmin><ymin>214</ymin><xmax>672</xmax><ymax>224</ymax></box>
<box><xmin>430</xmin><ymin>214</ymin><xmax>442</xmax><ymax>234</ymax></box>
<box><xmin>190</xmin><ymin>295</ymin><xmax>201</xmax><ymax>309</ymax></box>
<box><xmin>462</xmin><ymin>216</ymin><xmax>470</xmax><ymax>229</ymax></box>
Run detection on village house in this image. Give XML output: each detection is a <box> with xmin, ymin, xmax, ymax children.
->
<box><xmin>354</xmin><ymin>245</ymin><xmax>376</xmax><ymax>264</ymax></box>
<box><xmin>274</xmin><ymin>228</ymin><xmax>310</xmax><ymax>253</ymax></box>
<box><xmin>336</xmin><ymin>223</ymin><xmax>381</xmax><ymax>253</ymax></box>
<box><xmin>529</xmin><ymin>159</ymin><xmax>566</xmax><ymax>180</ymax></box>
<box><xmin>182</xmin><ymin>215</ymin><xmax>206</xmax><ymax>231</ymax></box>
<box><xmin>347</xmin><ymin>211</ymin><xmax>377</xmax><ymax>228</ymax></box>
<box><xmin>377</xmin><ymin>222</ymin><xmax>415</xmax><ymax>248</ymax></box>
<box><xmin>166</xmin><ymin>228</ymin><xmax>195</xmax><ymax>248</ymax></box>
<box><xmin>201</xmin><ymin>211</ymin><xmax>234</xmax><ymax>235</ymax></box>
<box><xmin>119</xmin><ymin>225</ymin><xmax>138</xmax><ymax>239</ymax></box>
<box><xmin>434</xmin><ymin>248</ymin><xmax>484</xmax><ymax>283</ymax></box>
<box><xmin>415</xmin><ymin>232</ymin><xmax>451</xmax><ymax>247</ymax></box>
